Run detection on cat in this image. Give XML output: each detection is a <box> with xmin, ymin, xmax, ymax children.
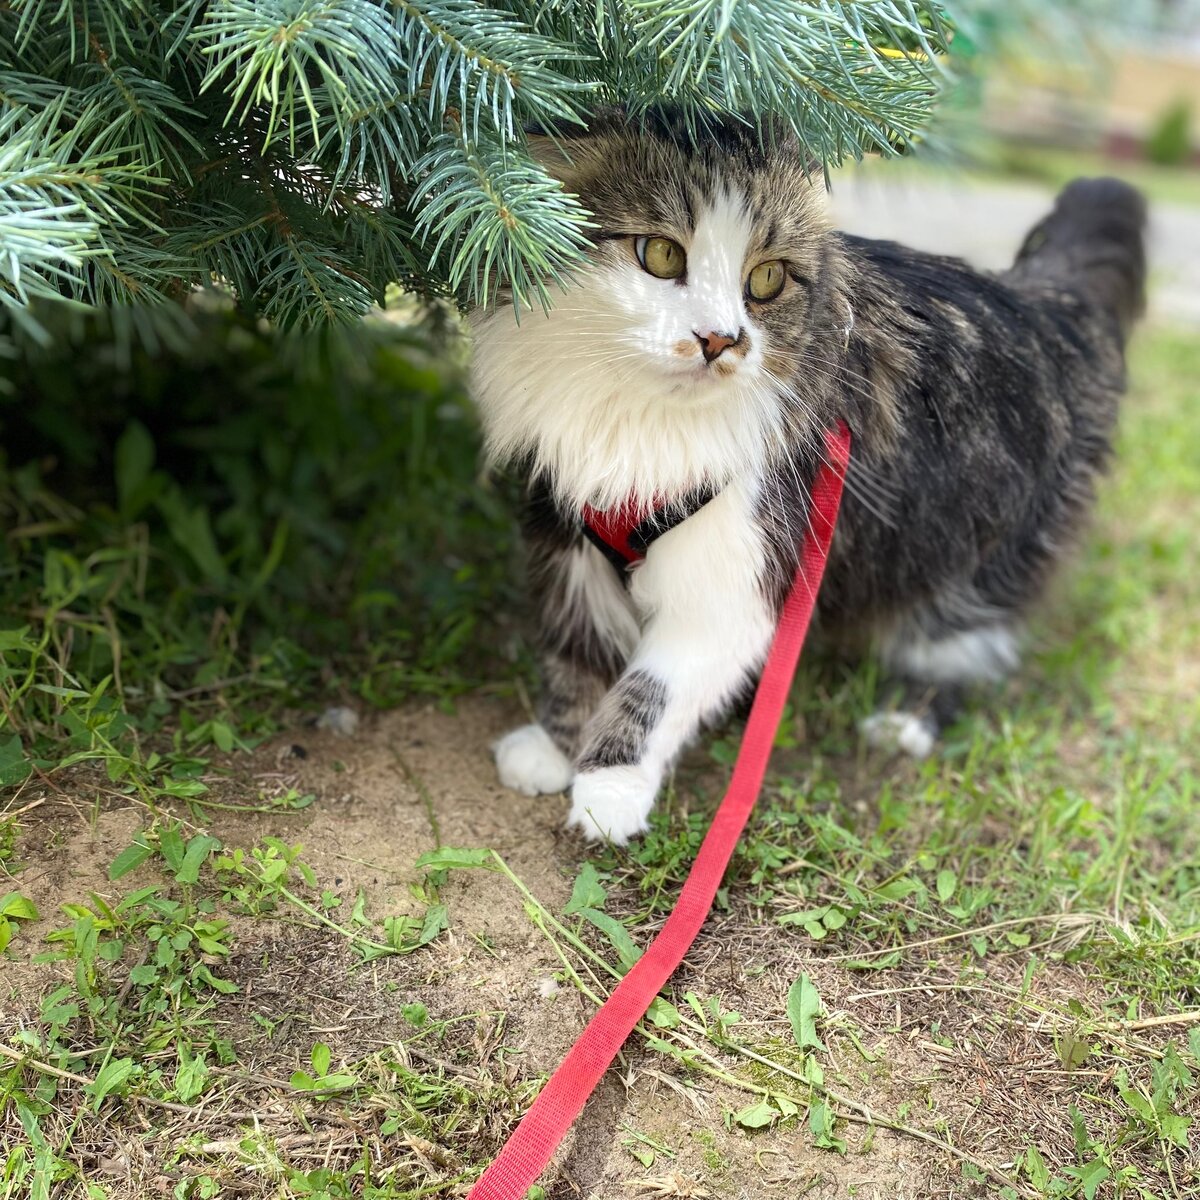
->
<box><xmin>468</xmin><ymin>110</ymin><xmax>1146</xmax><ymax>844</ymax></box>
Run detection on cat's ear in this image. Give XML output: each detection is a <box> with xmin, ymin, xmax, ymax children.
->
<box><xmin>524</xmin><ymin>132</ymin><xmax>581</xmax><ymax>180</ymax></box>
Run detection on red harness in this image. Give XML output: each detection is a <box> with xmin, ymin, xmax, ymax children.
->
<box><xmin>580</xmin><ymin>487</ymin><xmax>714</xmax><ymax>571</ymax></box>
<box><xmin>468</xmin><ymin>424</ymin><xmax>851</xmax><ymax>1200</ymax></box>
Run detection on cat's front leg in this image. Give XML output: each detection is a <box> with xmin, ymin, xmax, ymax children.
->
<box><xmin>567</xmin><ymin>485</ymin><xmax>776</xmax><ymax>842</ymax></box>
<box><xmin>495</xmin><ymin>524</ymin><xmax>639</xmax><ymax>796</ymax></box>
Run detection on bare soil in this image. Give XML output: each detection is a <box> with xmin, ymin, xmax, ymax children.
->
<box><xmin>6</xmin><ymin>691</ymin><xmax>1194</xmax><ymax>1199</ymax></box>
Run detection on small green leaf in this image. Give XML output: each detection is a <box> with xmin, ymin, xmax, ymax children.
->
<box><xmin>1005</xmin><ymin>930</ymin><xmax>1031</xmax><ymax>947</ymax></box>
<box><xmin>88</xmin><ymin>1057</ymin><xmax>136</xmax><ymax>1110</ymax></box>
<box><xmin>578</xmin><ymin>908</ymin><xmax>640</xmax><ymax>970</ymax></box>
<box><xmin>822</xmin><ymin>907</ymin><xmax>846</xmax><ymax>931</ymax></box>
<box><xmin>1077</xmin><ymin>1159</ymin><xmax>1108</xmax><ymax>1200</ymax></box>
<box><xmin>313</xmin><ymin>1072</ymin><xmax>356</xmax><ymax>1091</ymax></box>
<box><xmin>842</xmin><ymin>951</ymin><xmax>901</xmax><ymax>970</ymax></box>
<box><xmin>402</xmin><ymin>1002</ymin><xmax>428</xmax><ymax>1027</ymax></box>
<box><xmin>875</xmin><ymin>877</ymin><xmax>922</xmax><ymax>903</ymax></box>
<box><xmin>734</xmin><ymin>1098</ymin><xmax>778</xmax><ymax>1129</ymax></box>
<box><xmin>0</xmin><ymin>918</ymin><xmax>10</xmax><ymax>954</ymax></box>
<box><xmin>115</xmin><ymin>420</ymin><xmax>155</xmax><ymax>518</ymax></box>
<box><xmin>157</xmin><ymin>486</ymin><xmax>228</xmax><ymax>585</ymax></box>
<box><xmin>1058</xmin><ymin>1029</ymin><xmax>1090</xmax><ymax>1070</ymax></box>
<box><xmin>109</xmin><ymin>842</ymin><xmax>154</xmax><ymax>881</ymax></box>
<box><xmin>290</xmin><ymin>1070</ymin><xmax>316</xmax><ymax>1091</ymax></box>
<box><xmin>193</xmin><ymin>964</ymin><xmax>238</xmax><ymax>993</ymax></box>
<box><xmin>0</xmin><ymin>893</ymin><xmax>38</xmax><ymax>921</ymax></box>
<box><xmin>176</xmin><ymin>835</ymin><xmax>220</xmax><ymax>885</ymax></box>
<box><xmin>175</xmin><ymin>1049</ymin><xmax>209</xmax><ymax>1102</ymax></box>
<box><xmin>1161</xmin><ymin>1112</ymin><xmax>1191</xmax><ymax>1149</ymax></box>
<box><xmin>1119</xmin><ymin>1085</ymin><xmax>1155</xmax><ymax>1125</ymax></box>
<box><xmin>0</xmin><ymin>735</ymin><xmax>30</xmax><ymax>787</ymax></box>
<box><xmin>936</xmin><ymin>869</ymin><xmax>957</xmax><ymax>903</ymax></box>
<box><xmin>644</xmin><ymin>1035</ymin><xmax>683</xmax><ymax>1059</ymax></box>
<box><xmin>211</xmin><ymin>721</ymin><xmax>235</xmax><ymax>753</ymax></box>
<box><xmin>159</xmin><ymin>828</ymin><xmax>185</xmax><ymax>873</ymax></box>
<box><xmin>383</xmin><ymin>914</ymin><xmax>420</xmax><ymax>951</ymax></box>
<box><xmin>311</xmin><ymin>1043</ymin><xmax>331</xmax><ymax>1077</ymax></box>
<box><xmin>1069</xmin><ymin>1106</ymin><xmax>1090</xmax><ymax>1157</ymax></box>
<box><xmin>564</xmin><ymin>863</ymin><xmax>606</xmax><ymax>915</ymax></box>
<box><xmin>1023</xmin><ymin>1145</ymin><xmax>1050</xmax><ymax>1188</ymax></box>
<box><xmin>786</xmin><ymin>974</ymin><xmax>826</xmax><ymax>1052</ymax></box>
<box><xmin>414</xmin><ymin>846</ymin><xmax>493</xmax><ymax>871</ymax></box>
<box><xmin>647</xmin><ymin>998</ymin><xmax>681</xmax><ymax>1029</ymax></box>
<box><xmin>415</xmin><ymin>903</ymin><xmax>448</xmax><ymax>947</ymax></box>
<box><xmin>777</xmin><ymin>906</ymin><xmax>829</xmax><ymax>927</ymax></box>
<box><xmin>808</xmin><ymin>1100</ymin><xmax>845</xmax><ymax>1151</ymax></box>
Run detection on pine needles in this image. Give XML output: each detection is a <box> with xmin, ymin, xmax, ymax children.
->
<box><xmin>0</xmin><ymin>0</ymin><xmax>1107</xmax><ymax>335</ymax></box>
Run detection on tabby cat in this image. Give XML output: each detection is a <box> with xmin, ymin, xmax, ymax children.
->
<box><xmin>469</xmin><ymin>111</ymin><xmax>1146</xmax><ymax>843</ymax></box>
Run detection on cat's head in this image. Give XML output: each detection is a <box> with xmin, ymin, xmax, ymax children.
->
<box><xmin>470</xmin><ymin>111</ymin><xmax>849</xmax><ymax>507</ymax></box>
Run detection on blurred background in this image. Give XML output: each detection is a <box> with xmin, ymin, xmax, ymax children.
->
<box><xmin>829</xmin><ymin>0</ymin><xmax>1200</xmax><ymax>323</ymax></box>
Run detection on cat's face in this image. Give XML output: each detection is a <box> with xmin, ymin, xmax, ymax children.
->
<box><xmin>469</xmin><ymin>117</ymin><xmax>846</xmax><ymax>506</ymax></box>
<box><xmin>533</xmin><ymin>122</ymin><xmax>836</xmax><ymax>397</ymax></box>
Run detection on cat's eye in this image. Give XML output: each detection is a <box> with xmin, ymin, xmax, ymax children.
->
<box><xmin>635</xmin><ymin>236</ymin><xmax>686</xmax><ymax>280</ymax></box>
<box><xmin>747</xmin><ymin>260</ymin><xmax>786</xmax><ymax>302</ymax></box>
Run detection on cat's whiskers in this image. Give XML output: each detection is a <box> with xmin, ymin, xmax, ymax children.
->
<box><xmin>756</xmin><ymin>363</ymin><xmax>897</xmax><ymax>527</ymax></box>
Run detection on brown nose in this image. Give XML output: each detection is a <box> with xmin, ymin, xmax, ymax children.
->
<box><xmin>695</xmin><ymin>329</ymin><xmax>738</xmax><ymax>363</ymax></box>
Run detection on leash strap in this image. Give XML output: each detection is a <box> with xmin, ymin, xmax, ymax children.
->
<box><xmin>469</xmin><ymin>424</ymin><xmax>851</xmax><ymax>1200</ymax></box>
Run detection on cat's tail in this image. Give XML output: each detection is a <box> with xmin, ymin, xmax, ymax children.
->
<box><xmin>1012</xmin><ymin>177</ymin><xmax>1147</xmax><ymax>339</ymax></box>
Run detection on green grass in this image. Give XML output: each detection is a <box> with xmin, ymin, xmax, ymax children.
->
<box><xmin>0</xmin><ymin>305</ymin><xmax>518</xmax><ymax>799</ymax></box>
<box><xmin>2</xmin><ymin>323</ymin><xmax>1198</xmax><ymax>1198</ymax></box>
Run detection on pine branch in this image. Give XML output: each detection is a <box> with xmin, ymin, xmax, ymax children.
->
<box><xmin>9</xmin><ymin>0</ymin><xmax>151</xmax><ymax>61</ymax></box>
<box><xmin>0</xmin><ymin>0</ymin><xmax>1139</xmax><ymax>335</ymax></box>
<box><xmin>412</xmin><ymin>130</ymin><xmax>593</xmax><ymax>311</ymax></box>
<box><xmin>625</xmin><ymin>1</ymin><xmax>950</xmax><ymax>159</ymax></box>
<box><xmin>394</xmin><ymin>0</ymin><xmax>594</xmax><ymax>139</ymax></box>
<box><xmin>196</xmin><ymin>0</ymin><xmax>406</xmax><ymax>147</ymax></box>
<box><xmin>0</xmin><ymin>103</ymin><xmax>170</xmax><ymax>333</ymax></box>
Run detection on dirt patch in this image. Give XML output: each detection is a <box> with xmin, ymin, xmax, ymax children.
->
<box><xmin>3</xmin><ymin>694</ymin><xmax>1196</xmax><ymax>1199</ymax></box>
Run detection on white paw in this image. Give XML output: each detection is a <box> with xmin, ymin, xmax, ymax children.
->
<box><xmin>567</xmin><ymin>765</ymin><xmax>658</xmax><ymax>844</ymax></box>
<box><xmin>859</xmin><ymin>711</ymin><xmax>935</xmax><ymax>760</ymax></box>
<box><xmin>494</xmin><ymin>724</ymin><xmax>573</xmax><ymax>796</ymax></box>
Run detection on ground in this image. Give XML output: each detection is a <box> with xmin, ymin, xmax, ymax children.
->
<box><xmin>2</xmin><ymin>170</ymin><xmax>1199</xmax><ymax>1200</ymax></box>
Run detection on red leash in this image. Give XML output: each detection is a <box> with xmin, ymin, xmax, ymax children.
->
<box><xmin>469</xmin><ymin>424</ymin><xmax>851</xmax><ymax>1200</ymax></box>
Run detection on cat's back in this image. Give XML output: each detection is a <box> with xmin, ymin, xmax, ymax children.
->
<box><xmin>806</xmin><ymin>205</ymin><xmax>1140</xmax><ymax>628</ymax></box>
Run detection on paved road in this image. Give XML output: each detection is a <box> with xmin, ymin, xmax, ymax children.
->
<box><xmin>827</xmin><ymin>173</ymin><xmax>1200</xmax><ymax>326</ymax></box>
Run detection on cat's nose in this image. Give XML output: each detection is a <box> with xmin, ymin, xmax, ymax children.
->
<box><xmin>695</xmin><ymin>329</ymin><xmax>739</xmax><ymax>363</ymax></box>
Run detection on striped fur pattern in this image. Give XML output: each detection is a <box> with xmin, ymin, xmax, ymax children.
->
<box><xmin>471</xmin><ymin>112</ymin><xmax>1146</xmax><ymax>842</ymax></box>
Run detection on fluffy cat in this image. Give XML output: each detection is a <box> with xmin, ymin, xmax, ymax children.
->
<box><xmin>469</xmin><ymin>111</ymin><xmax>1146</xmax><ymax>844</ymax></box>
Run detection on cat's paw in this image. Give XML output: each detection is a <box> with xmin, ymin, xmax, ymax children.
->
<box><xmin>494</xmin><ymin>724</ymin><xmax>573</xmax><ymax>796</ymax></box>
<box><xmin>567</xmin><ymin>765</ymin><xmax>658</xmax><ymax>844</ymax></box>
<box><xmin>859</xmin><ymin>711</ymin><xmax>936</xmax><ymax>760</ymax></box>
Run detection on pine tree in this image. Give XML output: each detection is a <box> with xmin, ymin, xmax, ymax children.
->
<box><xmin>0</xmin><ymin>1</ymin><xmax>1109</xmax><ymax>341</ymax></box>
